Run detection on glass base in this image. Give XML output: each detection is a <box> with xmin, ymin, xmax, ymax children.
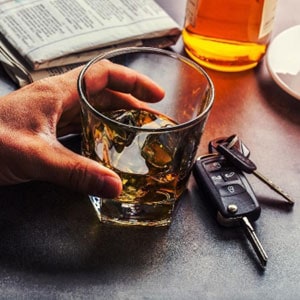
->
<box><xmin>89</xmin><ymin>196</ymin><xmax>174</xmax><ymax>227</ymax></box>
<box><xmin>185</xmin><ymin>47</ymin><xmax>259</xmax><ymax>72</ymax></box>
<box><xmin>182</xmin><ymin>30</ymin><xmax>264</xmax><ymax>72</ymax></box>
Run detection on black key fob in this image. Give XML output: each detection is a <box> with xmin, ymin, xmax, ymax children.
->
<box><xmin>193</xmin><ymin>153</ymin><xmax>261</xmax><ymax>227</ymax></box>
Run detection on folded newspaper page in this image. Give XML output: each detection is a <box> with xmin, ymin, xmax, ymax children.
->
<box><xmin>0</xmin><ymin>0</ymin><xmax>181</xmax><ymax>86</ymax></box>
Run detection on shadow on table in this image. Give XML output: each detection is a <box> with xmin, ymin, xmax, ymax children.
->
<box><xmin>0</xmin><ymin>182</ymin><xmax>170</xmax><ymax>275</ymax></box>
<box><xmin>255</xmin><ymin>62</ymin><xmax>300</xmax><ymax>126</ymax></box>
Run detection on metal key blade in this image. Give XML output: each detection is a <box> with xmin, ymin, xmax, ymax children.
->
<box><xmin>216</xmin><ymin>136</ymin><xmax>295</xmax><ymax>205</ymax></box>
<box><xmin>253</xmin><ymin>170</ymin><xmax>295</xmax><ymax>205</ymax></box>
<box><xmin>241</xmin><ymin>216</ymin><xmax>268</xmax><ymax>267</ymax></box>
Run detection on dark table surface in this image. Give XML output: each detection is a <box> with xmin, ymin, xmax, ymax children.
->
<box><xmin>1</xmin><ymin>0</ymin><xmax>300</xmax><ymax>299</ymax></box>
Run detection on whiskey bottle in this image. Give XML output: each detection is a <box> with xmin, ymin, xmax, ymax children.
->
<box><xmin>182</xmin><ymin>0</ymin><xmax>278</xmax><ymax>72</ymax></box>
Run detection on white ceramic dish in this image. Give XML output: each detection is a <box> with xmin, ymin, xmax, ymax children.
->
<box><xmin>266</xmin><ymin>25</ymin><xmax>300</xmax><ymax>100</ymax></box>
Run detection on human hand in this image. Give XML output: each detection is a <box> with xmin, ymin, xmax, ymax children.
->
<box><xmin>0</xmin><ymin>60</ymin><xmax>164</xmax><ymax>197</ymax></box>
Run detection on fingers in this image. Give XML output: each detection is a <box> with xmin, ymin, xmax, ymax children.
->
<box><xmin>37</xmin><ymin>140</ymin><xmax>122</xmax><ymax>198</ymax></box>
<box><xmin>50</xmin><ymin>60</ymin><xmax>164</xmax><ymax>195</ymax></box>
<box><xmin>81</xmin><ymin>59</ymin><xmax>165</xmax><ymax>102</ymax></box>
<box><xmin>86</xmin><ymin>88</ymin><xmax>153</xmax><ymax>113</ymax></box>
<box><xmin>51</xmin><ymin>59</ymin><xmax>164</xmax><ymax>129</ymax></box>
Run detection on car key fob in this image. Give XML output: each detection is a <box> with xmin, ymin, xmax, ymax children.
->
<box><xmin>193</xmin><ymin>153</ymin><xmax>261</xmax><ymax>227</ymax></box>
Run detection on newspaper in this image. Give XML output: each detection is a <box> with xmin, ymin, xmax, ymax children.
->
<box><xmin>0</xmin><ymin>0</ymin><xmax>181</xmax><ymax>86</ymax></box>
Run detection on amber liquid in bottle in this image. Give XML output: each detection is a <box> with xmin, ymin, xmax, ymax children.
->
<box><xmin>182</xmin><ymin>0</ymin><xmax>277</xmax><ymax>72</ymax></box>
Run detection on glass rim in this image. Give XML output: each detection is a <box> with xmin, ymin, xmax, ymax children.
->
<box><xmin>77</xmin><ymin>46</ymin><xmax>214</xmax><ymax>133</ymax></box>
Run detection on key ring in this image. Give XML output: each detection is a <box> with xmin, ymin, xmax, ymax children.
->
<box><xmin>208</xmin><ymin>134</ymin><xmax>238</xmax><ymax>153</ymax></box>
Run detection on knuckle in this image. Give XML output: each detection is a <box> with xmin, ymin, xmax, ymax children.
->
<box><xmin>67</xmin><ymin>161</ymin><xmax>96</xmax><ymax>194</ymax></box>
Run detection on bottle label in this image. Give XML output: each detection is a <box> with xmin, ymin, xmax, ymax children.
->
<box><xmin>259</xmin><ymin>0</ymin><xmax>278</xmax><ymax>38</ymax></box>
<box><xmin>185</xmin><ymin>0</ymin><xmax>199</xmax><ymax>27</ymax></box>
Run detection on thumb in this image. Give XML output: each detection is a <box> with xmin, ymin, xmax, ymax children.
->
<box><xmin>40</xmin><ymin>143</ymin><xmax>122</xmax><ymax>198</ymax></box>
